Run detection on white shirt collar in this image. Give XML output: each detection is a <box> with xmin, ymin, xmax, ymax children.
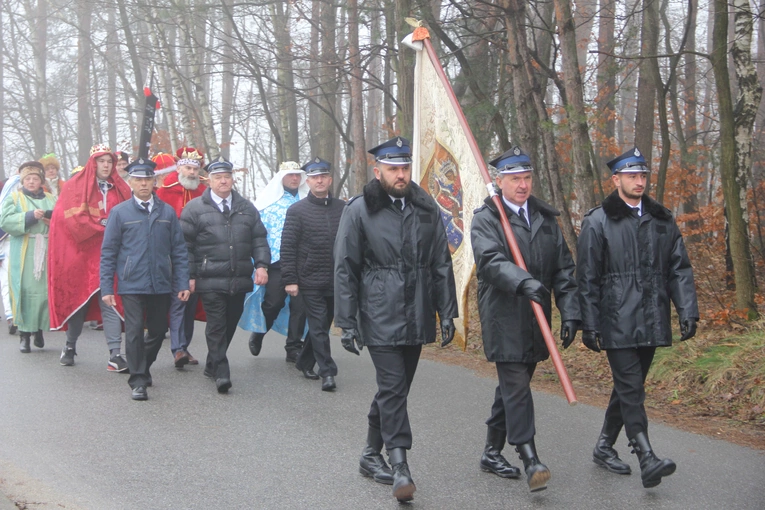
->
<box><xmin>133</xmin><ymin>194</ymin><xmax>154</xmax><ymax>212</ymax></box>
<box><xmin>389</xmin><ymin>195</ymin><xmax>405</xmax><ymax>209</ymax></box>
<box><xmin>622</xmin><ymin>198</ymin><xmax>642</xmax><ymax>217</ymax></box>
<box><xmin>502</xmin><ymin>196</ymin><xmax>529</xmax><ymax>224</ymax></box>
<box><xmin>210</xmin><ymin>191</ymin><xmax>231</xmax><ymax>211</ymax></box>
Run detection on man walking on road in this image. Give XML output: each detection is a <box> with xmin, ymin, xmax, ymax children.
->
<box><xmin>334</xmin><ymin>136</ymin><xmax>458</xmax><ymax>503</ymax></box>
<box><xmin>577</xmin><ymin>147</ymin><xmax>699</xmax><ymax>488</ymax></box>
<box><xmin>280</xmin><ymin>157</ymin><xmax>345</xmax><ymax>391</ymax></box>
<box><xmin>246</xmin><ymin>161</ymin><xmax>308</xmax><ymax>362</ymax></box>
<box><xmin>100</xmin><ymin>159</ymin><xmax>190</xmax><ymax>401</ymax></box>
<box><xmin>471</xmin><ymin>146</ymin><xmax>580</xmax><ymax>493</ymax></box>
<box><xmin>156</xmin><ymin>146</ymin><xmax>207</xmax><ymax>367</ymax></box>
<box><xmin>181</xmin><ymin>157</ymin><xmax>270</xmax><ymax>394</ymax></box>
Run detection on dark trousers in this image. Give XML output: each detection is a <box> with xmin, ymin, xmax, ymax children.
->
<box><xmin>200</xmin><ymin>292</ymin><xmax>246</xmax><ymax>380</ymax></box>
<box><xmin>485</xmin><ymin>362</ymin><xmax>538</xmax><ymax>446</ymax></box>
<box><xmin>169</xmin><ymin>292</ymin><xmax>198</xmax><ymax>354</ymax></box>
<box><xmin>604</xmin><ymin>347</ymin><xmax>656</xmax><ymax>439</ymax></box>
<box><xmin>259</xmin><ymin>266</ymin><xmax>306</xmax><ymax>353</ymax></box>
<box><xmin>295</xmin><ymin>290</ymin><xmax>337</xmax><ymax>377</ymax></box>
<box><xmin>367</xmin><ymin>345</ymin><xmax>422</xmax><ymax>450</ymax></box>
<box><xmin>122</xmin><ymin>294</ymin><xmax>171</xmax><ymax>389</ymax></box>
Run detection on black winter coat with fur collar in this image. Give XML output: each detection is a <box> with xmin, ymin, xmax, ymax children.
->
<box><xmin>333</xmin><ymin>178</ymin><xmax>458</xmax><ymax>346</ymax></box>
<box><xmin>576</xmin><ymin>190</ymin><xmax>699</xmax><ymax>349</ymax></box>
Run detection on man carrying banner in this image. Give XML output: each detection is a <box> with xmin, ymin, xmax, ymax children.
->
<box><xmin>49</xmin><ymin>144</ymin><xmax>133</xmax><ymax>370</ymax></box>
<box><xmin>244</xmin><ymin>161</ymin><xmax>308</xmax><ymax>362</ymax></box>
<box><xmin>470</xmin><ymin>147</ymin><xmax>580</xmax><ymax>493</ymax></box>
<box><xmin>334</xmin><ymin>136</ymin><xmax>458</xmax><ymax>503</ymax></box>
<box><xmin>156</xmin><ymin>146</ymin><xmax>206</xmax><ymax>367</ymax></box>
<box><xmin>577</xmin><ymin>147</ymin><xmax>698</xmax><ymax>488</ymax></box>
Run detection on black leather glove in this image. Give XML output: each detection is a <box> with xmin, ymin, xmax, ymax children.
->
<box><xmin>560</xmin><ymin>320</ymin><xmax>580</xmax><ymax>349</ymax></box>
<box><xmin>341</xmin><ymin>328</ymin><xmax>363</xmax><ymax>355</ymax></box>
<box><xmin>680</xmin><ymin>318</ymin><xmax>697</xmax><ymax>341</ymax></box>
<box><xmin>518</xmin><ymin>278</ymin><xmax>550</xmax><ymax>306</ymax></box>
<box><xmin>582</xmin><ymin>330</ymin><xmax>601</xmax><ymax>353</ymax></box>
<box><xmin>440</xmin><ymin>318</ymin><xmax>455</xmax><ymax>347</ymax></box>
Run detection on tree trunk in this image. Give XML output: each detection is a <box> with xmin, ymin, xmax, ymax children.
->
<box><xmin>117</xmin><ymin>1</ymin><xmax>143</xmax><ymax>99</ymax></box>
<box><xmin>573</xmin><ymin>0</ymin><xmax>596</xmax><ymax>77</ymax></box>
<box><xmin>220</xmin><ymin>0</ymin><xmax>235</xmax><ymax>160</ymax></box>
<box><xmin>553</xmin><ymin>0</ymin><xmax>598</xmax><ymax>211</ymax></box>
<box><xmin>502</xmin><ymin>0</ymin><xmax>579</xmax><ymax>258</ymax></box>
<box><xmin>711</xmin><ymin>0</ymin><xmax>759</xmax><ymax>317</ymax></box>
<box><xmin>272</xmin><ymin>2</ymin><xmax>300</xmax><ymax>162</ymax></box>
<box><xmin>308</xmin><ymin>0</ymin><xmax>321</xmax><ymax>155</ymax></box>
<box><xmin>596</xmin><ymin>0</ymin><xmax>616</xmax><ymax>164</ymax></box>
<box><xmin>0</xmin><ymin>8</ymin><xmax>5</xmax><ymax>179</ymax></box>
<box><xmin>77</xmin><ymin>0</ymin><xmax>93</xmax><ymax>163</ymax></box>
<box><xmin>394</xmin><ymin>0</ymin><xmax>414</xmax><ymax>137</ymax></box>
<box><xmin>366</xmin><ymin>3</ymin><xmax>382</xmax><ymax>157</ymax></box>
<box><xmin>618</xmin><ymin>0</ymin><xmax>641</xmax><ymax>148</ymax></box>
<box><xmin>634</xmin><ymin>0</ymin><xmax>659</xmax><ymax>164</ymax></box>
<box><xmin>348</xmin><ymin>0</ymin><xmax>367</xmax><ymax>195</ymax></box>
<box><xmin>106</xmin><ymin>6</ymin><xmax>118</xmax><ymax>150</ymax></box>
<box><xmin>317</xmin><ymin>0</ymin><xmax>338</xmax><ymax>166</ymax></box>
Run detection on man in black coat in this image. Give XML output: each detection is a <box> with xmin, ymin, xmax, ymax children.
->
<box><xmin>471</xmin><ymin>146</ymin><xmax>580</xmax><ymax>493</ymax></box>
<box><xmin>334</xmin><ymin>137</ymin><xmax>458</xmax><ymax>503</ymax></box>
<box><xmin>280</xmin><ymin>157</ymin><xmax>345</xmax><ymax>391</ymax></box>
<box><xmin>180</xmin><ymin>157</ymin><xmax>270</xmax><ymax>394</ymax></box>
<box><xmin>577</xmin><ymin>147</ymin><xmax>699</xmax><ymax>488</ymax></box>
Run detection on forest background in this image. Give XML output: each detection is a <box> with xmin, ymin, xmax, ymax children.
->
<box><xmin>1</xmin><ymin>0</ymin><xmax>763</xmax><ymax>435</ymax></box>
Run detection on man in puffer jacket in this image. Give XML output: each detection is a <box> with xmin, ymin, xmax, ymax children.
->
<box><xmin>180</xmin><ymin>157</ymin><xmax>270</xmax><ymax>394</ymax></box>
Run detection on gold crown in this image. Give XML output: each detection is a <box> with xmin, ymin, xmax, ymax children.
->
<box><xmin>279</xmin><ymin>161</ymin><xmax>301</xmax><ymax>172</ymax></box>
<box><xmin>90</xmin><ymin>143</ymin><xmax>112</xmax><ymax>156</ymax></box>
<box><xmin>180</xmin><ymin>148</ymin><xmax>202</xmax><ymax>160</ymax></box>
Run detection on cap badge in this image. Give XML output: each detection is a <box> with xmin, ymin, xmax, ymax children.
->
<box><xmin>315</xmin><ymin>157</ymin><xmax>320</xmax><ymax>163</ymax></box>
<box><xmin>513</xmin><ymin>147</ymin><xmax>521</xmax><ymax>156</ymax></box>
<box><xmin>138</xmin><ymin>158</ymin><xmax>144</xmax><ymax>164</ymax></box>
<box><xmin>396</xmin><ymin>138</ymin><xmax>403</xmax><ymax>148</ymax></box>
<box><xmin>218</xmin><ymin>156</ymin><xmax>225</xmax><ymax>163</ymax></box>
<box><xmin>634</xmin><ymin>148</ymin><xmax>641</xmax><ymax>157</ymax></box>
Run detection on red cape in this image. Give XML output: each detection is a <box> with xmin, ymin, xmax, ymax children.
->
<box><xmin>48</xmin><ymin>152</ymin><xmax>132</xmax><ymax>330</ymax></box>
<box><xmin>155</xmin><ymin>171</ymin><xmax>207</xmax><ymax>321</ymax></box>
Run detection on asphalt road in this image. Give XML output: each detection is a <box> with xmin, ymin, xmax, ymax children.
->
<box><xmin>1</xmin><ymin>323</ymin><xmax>763</xmax><ymax>509</ymax></box>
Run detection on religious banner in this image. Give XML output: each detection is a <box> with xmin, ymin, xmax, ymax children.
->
<box><xmin>405</xmin><ymin>27</ymin><xmax>489</xmax><ymax>350</ymax></box>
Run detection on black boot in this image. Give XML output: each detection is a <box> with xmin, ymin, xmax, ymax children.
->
<box><xmin>19</xmin><ymin>332</ymin><xmax>31</xmax><ymax>353</ymax></box>
<box><xmin>593</xmin><ymin>419</ymin><xmax>631</xmax><ymax>474</ymax></box>
<box><xmin>359</xmin><ymin>428</ymin><xmax>393</xmax><ymax>485</ymax></box>
<box><xmin>628</xmin><ymin>432</ymin><xmax>676</xmax><ymax>488</ymax></box>
<box><xmin>516</xmin><ymin>439</ymin><xmax>551</xmax><ymax>492</ymax></box>
<box><xmin>388</xmin><ymin>448</ymin><xmax>416</xmax><ymax>502</ymax></box>
<box><xmin>480</xmin><ymin>427</ymin><xmax>521</xmax><ymax>478</ymax></box>
<box><xmin>33</xmin><ymin>330</ymin><xmax>44</xmax><ymax>348</ymax></box>
<box><xmin>248</xmin><ymin>332</ymin><xmax>264</xmax><ymax>356</ymax></box>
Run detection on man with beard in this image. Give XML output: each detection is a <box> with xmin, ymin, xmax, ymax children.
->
<box><xmin>577</xmin><ymin>147</ymin><xmax>699</xmax><ymax>489</ymax></box>
<box><xmin>156</xmin><ymin>146</ymin><xmax>207</xmax><ymax>367</ymax></box>
<box><xmin>470</xmin><ymin>146</ymin><xmax>580</xmax><ymax>493</ymax></box>
<box><xmin>280</xmin><ymin>157</ymin><xmax>345</xmax><ymax>391</ymax></box>
<box><xmin>49</xmin><ymin>144</ymin><xmax>133</xmax><ymax>370</ymax></box>
<box><xmin>115</xmin><ymin>152</ymin><xmax>130</xmax><ymax>180</ymax></box>
<box><xmin>334</xmin><ymin>137</ymin><xmax>458</xmax><ymax>503</ymax></box>
<box><xmin>244</xmin><ymin>161</ymin><xmax>308</xmax><ymax>362</ymax></box>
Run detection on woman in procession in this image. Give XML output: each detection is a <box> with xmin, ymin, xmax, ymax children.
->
<box><xmin>0</xmin><ymin>162</ymin><xmax>57</xmax><ymax>353</ymax></box>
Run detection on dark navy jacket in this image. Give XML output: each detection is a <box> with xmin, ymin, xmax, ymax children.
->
<box><xmin>100</xmin><ymin>194</ymin><xmax>190</xmax><ymax>295</ymax></box>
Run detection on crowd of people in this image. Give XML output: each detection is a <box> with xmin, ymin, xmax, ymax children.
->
<box><xmin>1</xmin><ymin>137</ymin><xmax>700</xmax><ymax>503</ymax></box>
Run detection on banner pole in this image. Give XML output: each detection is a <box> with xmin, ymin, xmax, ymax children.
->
<box><xmin>419</xmin><ymin>35</ymin><xmax>577</xmax><ymax>406</ymax></box>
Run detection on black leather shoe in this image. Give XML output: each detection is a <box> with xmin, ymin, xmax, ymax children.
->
<box><xmin>359</xmin><ymin>427</ymin><xmax>394</xmax><ymax>485</ymax></box>
<box><xmin>629</xmin><ymin>432</ymin><xmax>676</xmax><ymax>488</ymax></box>
<box><xmin>19</xmin><ymin>334</ymin><xmax>31</xmax><ymax>353</ymax></box>
<box><xmin>248</xmin><ymin>332</ymin><xmax>264</xmax><ymax>356</ymax></box>
<box><xmin>480</xmin><ymin>427</ymin><xmax>521</xmax><ymax>478</ymax></box>
<box><xmin>33</xmin><ymin>330</ymin><xmax>44</xmax><ymax>348</ymax></box>
<box><xmin>301</xmin><ymin>368</ymin><xmax>320</xmax><ymax>380</ymax></box>
<box><xmin>131</xmin><ymin>386</ymin><xmax>148</xmax><ymax>401</ymax></box>
<box><xmin>216</xmin><ymin>378</ymin><xmax>232</xmax><ymax>394</ymax></box>
<box><xmin>593</xmin><ymin>420</ymin><xmax>631</xmax><ymax>474</ymax></box>
<box><xmin>388</xmin><ymin>448</ymin><xmax>416</xmax><ymax>502</ymax></box>
<box><xmin>516</xmin><ymin>439</ymin><xmax>551</xmax><ymax>492</ymax></box>
<box><xmin>321</xmin><ymin>375</ymin><xmax>336</xmax><ymax>391</ymax></box>
<box><xmin>285</xmin><ymin>350</ymin><xmax>299</xmax><ymax>363</ymax></box>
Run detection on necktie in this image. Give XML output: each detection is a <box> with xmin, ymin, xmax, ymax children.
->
<box><xmin>632</xmin><ymin>207</ymin><xmax>640</xmax><ymax>218</ymax></box>
<box><xmin>141</xmin><ymin>201</ymin><xmax>150</xmax><ymax>212</ymax></box>
<box><xmin>222</xmin><ymin>200</ymin><xmax>230</xmax><ymax>214</ymax></box>
<box><xmin>393</xmin><ymin>199</ymin><xmax>403</xmax><ymax>211</ymax></box>
<box><xmin>518</xmin><ymin>207</ymin><xmax>529</xmax><ymax>227</ymax></box>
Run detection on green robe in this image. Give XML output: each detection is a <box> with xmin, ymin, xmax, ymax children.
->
<box><xmin>0</xmin><ymin>189</ymin><xmax>56</xmax><ymax>332</ymax></box>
